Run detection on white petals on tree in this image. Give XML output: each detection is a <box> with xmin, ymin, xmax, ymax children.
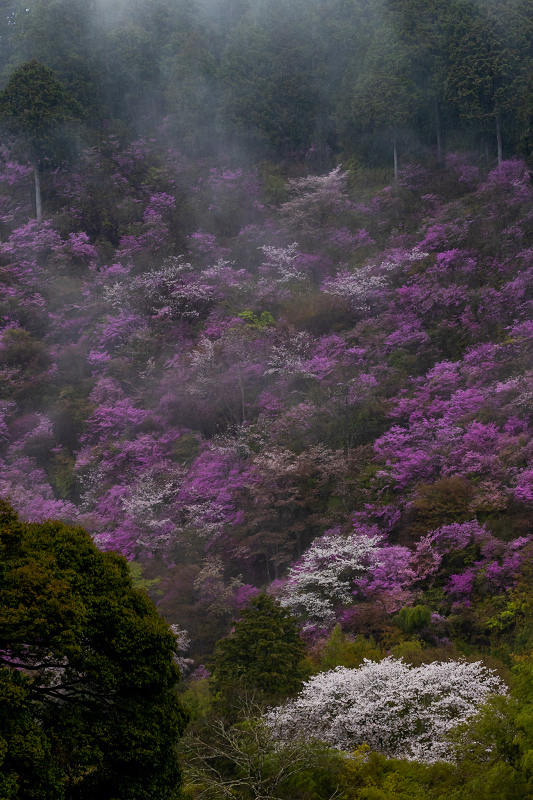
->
<box><xmin>170</xmin><ymin>624</ymin><xmax>195</xmax><ymax>676</ymax></box>
<box><xmin>278</xmin><ymin>528</ymin><xmax>382</xmax><ymax>628</ymax></box>
<box><xmin>266</xmin><ymin>657</ymin><xmax>506</xmax><ymax>763</ymax></box>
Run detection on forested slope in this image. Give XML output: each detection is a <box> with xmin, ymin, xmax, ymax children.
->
<box><xmin>2</xmin><ymin>139</ymin><xmax>533</xmax><ymax>657</ymax></box>
<box><xmin>2</xmin><ymin>1</ymin><xmax>533</xmax><ymax>798</ymax></box>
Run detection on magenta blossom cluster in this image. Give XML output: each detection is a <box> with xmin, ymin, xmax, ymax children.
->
<box><xmin>0</xmin><ymin>143</ymin><xmax>532</xmax><ymax>629</ymax></box>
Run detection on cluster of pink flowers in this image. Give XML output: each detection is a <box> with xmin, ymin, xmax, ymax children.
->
<box><xmin>0</xmin><ymin>140</ymin><xmax>532</xmax><ymax>630</ymax></box>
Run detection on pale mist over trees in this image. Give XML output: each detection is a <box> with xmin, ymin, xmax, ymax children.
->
<box><xmin>1</xmin><ymin>0</ymin><xmax>532</xmax><ymax>167</ymax></box>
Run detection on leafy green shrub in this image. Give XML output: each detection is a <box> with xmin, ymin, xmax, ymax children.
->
<box><xmin>395</xmin><ymin>605</ymin><xmax>432</xmax><ymax>635</ymax></box>
<box><xmin>318</xmin><ymin>624</ymin><xmax>382</xmax><ymax>671</ymax></box>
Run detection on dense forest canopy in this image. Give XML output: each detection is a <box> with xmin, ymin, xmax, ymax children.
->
<box><xmin>3</xmin><ymin>0</ymin><xmax>533</xmax><ymax>798</ymax></box>
<box><xmin>1</xmin><ymin>0</ymin><xmax>533</xmax><ymax>165</ymax></box>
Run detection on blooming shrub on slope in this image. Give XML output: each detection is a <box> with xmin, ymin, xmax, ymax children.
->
<box><xmin>2</xmin><ymin>143</ymin><xmax>533</xmax><ymax>646</ymax></box>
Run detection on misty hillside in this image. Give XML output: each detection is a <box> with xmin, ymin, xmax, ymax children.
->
<box><xmin>2</xmin><ymin>1</ymin><xmax>533</xmax><ymax>799</ymax></box>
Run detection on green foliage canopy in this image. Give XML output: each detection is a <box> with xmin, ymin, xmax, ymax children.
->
<box><xmin>0</xmin><ymin>501</ymin><xmax>189</xmax><ymax>800</ymax></box>
<box><xmin>210</xmin><ymin>593</ymin><xmax>307</xmax><ymax>711</ymax></box>
<box><xmin>396</xmin><ymin>605</ymin><xmax>432</xmax><ymax>635</ymax></box>
<box><xmin>0</xmin><ymin>58</ymin><xmax>82</xmax><ymax>220</ymax></box>
<box><xmin>0</xmin><ymin>58</ymin><xmax>81</xmax><ymax>149</ymax></box>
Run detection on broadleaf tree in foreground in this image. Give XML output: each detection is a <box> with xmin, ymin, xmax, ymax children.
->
<box><xmin>0</xmin><ymin>501</ymin><xmax>189</xmax><ymax>800</ymax></box>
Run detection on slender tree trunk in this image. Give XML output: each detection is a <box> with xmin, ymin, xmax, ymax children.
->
<box><xmin>393</xmin><ymin>132</ymin><xmax>398</xmax><ymax>182</ymax></box>
<box><xmin>495</xmin><ymin>111</ymin><xmax>503</xmax><ymax>165</ymax></box>
<box><xmin>239</xmin><ymin>370</ymin><xmax>245</xmax><ymax>424</ymax></box>
<box><xmin>265</xmin><ymin>553</ymin><xmax>271</xmax><ymax>582</ymax></box>
<box><xmin>34</xmin><ymin>158</ymin><xmax>42</xmax><ymax>222</ymax></box>
<box><xmin>435</xmin><ymin>99</ymin><xmax>442</xmax><ymax>163</ymax></box>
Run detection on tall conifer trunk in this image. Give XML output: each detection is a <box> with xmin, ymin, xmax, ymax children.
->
<box><xmin>393</xmin><ymin>132</ymin><xmax>398</xmax><ymax>182</ymax></box>
<box><xmin>495</xmin><ymin>111</ymin><xmax>503</xmax><ymax>165</ymax></box>
<box><xmin>435</xmin><ymin>99</ymin><xmax>442</xmax><ymax>162</ymax></box>
<box><xmin>34</xmin><ymin>157</ymin><xmax>42</xmax><ymax>222</ymax></box>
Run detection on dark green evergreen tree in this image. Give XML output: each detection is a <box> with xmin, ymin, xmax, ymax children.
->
<box><xmin>219</xmin><ymin>0</ymin><xmax>321</xmax><ymax>157</ymax></box>
<box><xmin>11</xmin><ymin>0</ymin><xmax>106</xmax><ymax>122</ymax></box>
<box><xmin>98</xmin><ymin>0</ymin><xmax>211</xmax><ymax>137</ymax></box>
<box><xmin>0</xmin><ymin>501</ymin><xmax>189</xmax><ymax>799</ymax></box>
<box><xmin>210</xmin><ymin>593</ymin><xmax>306</xmax><ymax>714</ymax></box>
<box><xmin>388</xmin><ymin>0</ymin><xmax>450</xmax><ymax>161</ymax></box>
<box><xmin>443</xmin><ymin>0</ymin><xmax>532</xmax><ymax>164</ymax></box>
<box><xmin>0</xmin><ymin>59</ymin><xmax>81</xmax><ymax>220</ymax></box>
<box><xmin>520</xmin><ymin>72</ymin><xmax>533</xmax><ymax>168</ymax></box>
<box><xmin>0</xmin><ymin>0</ymin><xmax>26</xmax><ymax>79</ymax></box>
<box><xmin>351</xmin><ymin>29</ymin><xmax>420</xmax><ymax>179</ymax></box>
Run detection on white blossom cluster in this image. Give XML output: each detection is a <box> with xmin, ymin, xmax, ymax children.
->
<box><xmin>322</xmin><ymin>247</ymin><xmax>428</xmax><ymax>312</ymax></box>
<box><xmin>169</xmin><ymin>624</ymin><xmax>194</xmax><ymax>676</ymax></box>
<box><xmin>181</xmin><ymin>499</ymin><xmax>230</xmax><ymax>540</ymax></box>
<box><xmin>379</xmin><ymin>246</ymin><xmax>429</xmax><ymax>271</ymax></box>
<box><xmin>121</xmin><ymin>467</ymin><xmax>186</xmax><ymax>546</ymax></box>
<box><xmin>188</xmin><ymin>338</ymin><xmax>218</xmax><ymax>391</ymax></box>
<box><xmin>266</xmin><ymin>657</ymin><xmax>507</xmax><ymax>763</ymax></box>
<box><xmin>102</xmin><ymin>281</ymin><xmax>129</xmax><ymax>310</ymax></box>
<box><xmin>133</xmin><ymin>259</ymin><xmax>215</xmax><ymax>319</ymax></box>
<box><xmin>104</xmin><ymin>257</ymin><xmax>216</xmax><ymax>319</ymax></box>
<box><xmin>280</xmin><ymin>167</ymin><xmax>349</xmax><ymax>235</ymax></box>
<box><xmin>266</xmin><ymin>331</ymin><xmax>312</xmax><ymax>376</ymax></box>
<box><xmin>202</xmin><ymin>258</ymin><xmax>238</xmax><ymax>279</ymax></box>
<box><xmin>259</xmin><ymin>243</ymin><xmax>305</xmax><ymax>283</ymax></box>
<box><xmin>122</xmin><ymin>468</ymin><xmax>185</xmax><ymax>526</ymax></box>
<box><xmin>321</xmin><ymin>266</ymin><xmax>388</xmax><ymax>311</ymax></box>
<box><xmin>279</xmin><ymin>529</ymin><xmax>382</xmax><ymax>628</ymax></box>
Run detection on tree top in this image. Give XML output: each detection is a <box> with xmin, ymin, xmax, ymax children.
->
<box><xmin>0</xmin><ymin>59</ymin><xmax>82</xmax><ymax>141</ymax></box>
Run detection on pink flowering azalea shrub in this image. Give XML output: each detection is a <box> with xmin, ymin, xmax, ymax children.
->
<box><xmin>415</xmin><ymin>521</ymin><xmax>532</xmax><ymax>605</ymax></box>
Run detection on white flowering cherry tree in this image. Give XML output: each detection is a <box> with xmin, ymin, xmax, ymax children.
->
<box><xmin>278</xmin><ymin>527</ymin><xmax>382</xmax><ymax>628</ymax></box>
<box><xmin>266</xmin><ymin>657</ymin><xmax>507</xmax><ymax>763</ymax></box>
